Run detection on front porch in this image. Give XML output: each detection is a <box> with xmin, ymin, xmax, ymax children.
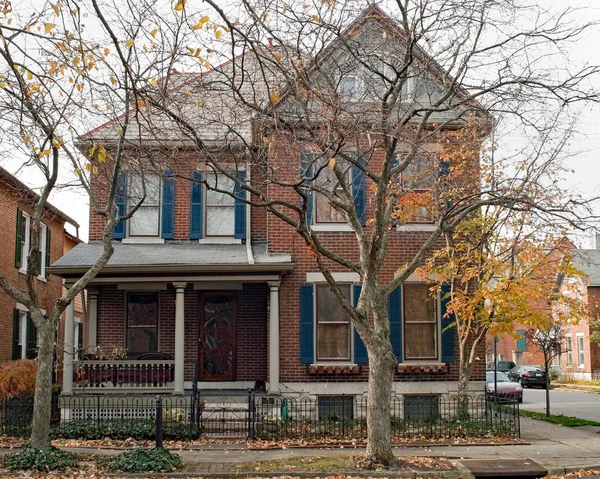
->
<box><xmin>62</xmin><ymin>279</ymin><xmax>283</xmax><ymax>395</ymax></box>
<box><xmin>53</xmin><ymin>243</ymin><xmax>293</xmax><ymax>396</ymax></box>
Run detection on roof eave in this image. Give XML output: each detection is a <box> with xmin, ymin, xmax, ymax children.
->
<box><xmin>48</xmin><ymin>262</ymin><xmax>295</xmax><ymax>277</ymax></box>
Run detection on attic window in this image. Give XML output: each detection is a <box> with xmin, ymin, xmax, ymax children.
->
<box><xmin>338</xmin><ymin>76</ymin><xmax>358</xmax><ymax>99</ymax></box>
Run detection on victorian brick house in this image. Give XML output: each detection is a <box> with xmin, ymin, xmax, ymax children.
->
<box><xmin>51</xmin><ymin>6</ymin><xmax>485</xmax><ymax>405</ymax></box>
<box><xmin>0</xmin><ymin>166</ymin><xmax>79</xmax><ymax>363</ymax></box>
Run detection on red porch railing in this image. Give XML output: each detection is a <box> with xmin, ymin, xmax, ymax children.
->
<box><xmin>73</xmin><ymin>359</ymin><xmax>175</xmax><ymax>392</ymax></box>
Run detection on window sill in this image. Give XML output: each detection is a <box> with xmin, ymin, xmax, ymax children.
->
<box><xmin>396</xmin><ymin>363</ymin><xmax>448</xmax><ymax>375</ymax></box>
<box><xmin>395</xmin><ymin>224</ymin><xmax>437</xmax><ymax>232</ymax></box>
<box><xmin>18</xmin><ymin>269</ymin><xmax>48</xmax><ymax>282</ymax></box>
<box><xmin>311</xmin><ymin>224</ymin><xmax>353</xmax><ymax>232</ymax></box>
<box><xmin>198</xmin><ymin>238</ymin><xmax>242</xmax><ymax>245</ymax></box>
<box><xmin>122</xmin><ymin>238</ymin><xmax>165</xmax><ymax>244</ymax></box>
<box><xmin>307</xmin><ymin>364</ymin><xmax>362</xmax><ymax>375</ymax></box>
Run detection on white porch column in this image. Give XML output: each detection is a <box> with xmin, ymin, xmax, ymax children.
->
<box><xmin>62</xmin><ymin>300</ymin><xmax>75</xmax><ymax>395</ymax></box>
<box><xmin>173</xmin><ymin>282</ymin><xmax>187</xmax><ymax>395</ymax></box>
<box><xmin>88</xmin><ymin>288</ymin><xmax>99</xmax><ymax>348</ymax></box>
<box><xmin>268</xmin><ymin>282</ymin><xmax>281</xmax><ymax>394</ymax></box>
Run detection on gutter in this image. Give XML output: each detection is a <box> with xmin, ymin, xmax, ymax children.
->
<box><xmin>47</xmin><ymin>262</ymin><xmax>294</xmax><ymax>277</ymax></box>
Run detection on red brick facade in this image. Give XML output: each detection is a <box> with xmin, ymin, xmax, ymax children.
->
<box><xmin>0</xmin><ymin>170</ymin><xmax>72</xmax><ymax>362</ymax></box>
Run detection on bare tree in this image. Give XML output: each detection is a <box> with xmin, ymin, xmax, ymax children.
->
<box><xmin>0</xmin><ymin>2</ymin><xmax>155</xmax><ymax>447</ymax></box>
<box><xmin>42</xmin><ymin>0</ymin><xmax>600</xmax><ymax>465</ymax></box>
<box><xmin>526</xmin><ymin>323</ymin><xmax>565</xmax><ymax>417</ymax></box>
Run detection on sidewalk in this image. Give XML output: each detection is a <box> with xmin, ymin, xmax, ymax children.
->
<box><xmin>47</xmin><ymin>417</ymin><xmax>600</xmax><ymax>478</ymax></box>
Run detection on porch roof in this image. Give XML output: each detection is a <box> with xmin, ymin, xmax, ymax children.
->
<box><xmin>49</xmin><ymin>241</ymin><xmax>293</xmax><ymax>275</ymax></box>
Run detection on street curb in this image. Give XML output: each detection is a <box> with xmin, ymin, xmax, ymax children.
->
<box><xmin>545</xmin><ymin>464</ymin><xmax>600</xmax><ymax>476</ymax></box>
<box><xmin>102</xmin><ymin>471</ymin><xmax>466</xmax><ymax>478</ymax></box>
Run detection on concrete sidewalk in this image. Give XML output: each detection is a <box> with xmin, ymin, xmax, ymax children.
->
<box><xmin>48</xmin><ymin>417</ymin><xmax>600</xmax><ymax>478</ymax></box>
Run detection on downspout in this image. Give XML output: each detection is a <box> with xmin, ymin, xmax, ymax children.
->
<box><xmin>245</xmin><ymin>159</ymin><xmax>254</xmax><ymax>265</ymax></box>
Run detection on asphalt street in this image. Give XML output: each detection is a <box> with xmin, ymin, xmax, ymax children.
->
<box><xmin>521</xmin><ymin>387</ymin><xmax>600</xmax><ymax>422</ymax></box>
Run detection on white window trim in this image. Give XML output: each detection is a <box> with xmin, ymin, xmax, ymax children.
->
<box><xmin>204</xmin><ymin>172</ymin><xmax>237</xmax><ymax>238</ymax></box>
<box><xmin>311</xmin><ymin>223</ymin><xmax>354</xmax><ymax>232</ymax></box>
<box><xmin>122</xmin><ymin>238</ymin><xmax>165</xmax><ymax>244</ymax></box>
<box><xmin>18</xmin><ymin>213</ymin><xmax>48</xmax><ymax>281</ymax></box>
<box><xmin>198</xmin><ymin>238</ymin><xmax>242</xmax><ymax>245</ymax></box>
<box><xmin>396</xmin><ymin>224</ymin><xmax>437</xmax><ymax>232</ymax></box>
<box><xmin>18</xmin><ymin>311</ymin><xmax>27</xmax><ymax>360</ymax></box>
<box><xmin>565</xmin><ymin>334</ymin><xmax>573</xmax><ymax>366</ymax></box>
<box><xmin>127</xmin><ymin>173</ymin><xmax>162</xmax><ymax>239</ymax></box>
<box><xmin>312</xmin><ymin>282</ymin><xmax>355</xmax><ymax>365</ymax></box>
<box><xmin>306</xmin><ymin>272</ymin><xmax>361</xmax><ymax>283</ymax></box>
<box><xmin>338</xmin><ymin>62</ymin><xmax>414</xmax><ymax>102</ymax></box>
<box><xmin>399</xmin><ymin>283</ymin><xmax>441</xmax><ymax>364</ymax></box>
<box><xmin>576</xmin><ymin>333</ymin><xmax>585</xmax><ymax>368</ymax></box>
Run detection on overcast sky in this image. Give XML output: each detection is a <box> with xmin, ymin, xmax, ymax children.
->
<box><xmin>3</xmin><ymin>0</ymin><xmax>600</xmax><ymax>246</ymax></box>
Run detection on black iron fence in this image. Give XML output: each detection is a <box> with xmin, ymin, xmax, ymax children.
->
<box><xmin>0</xmin><ymin>391</ymin><xmax>520</xmax><ymax>442</ymax></box>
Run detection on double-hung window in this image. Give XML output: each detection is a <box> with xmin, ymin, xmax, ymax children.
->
<box><xmin>15</xmin><ymin>209</ymin><xmax>50</xmax><ymax>278</ymax></box>
<box><xmin>577</xmin><ymin>334</ymin><xmax>585</xmax><ymax>368</ymax></box>
<box><xmin>299</xmin><ymin>153</ymin><xmax>366</xmax><ymax>228</ymax></box>
<box><xmin>189</xmin><ymin>170</ymin><xmax>246</xmax><ymax>240</ymax></box>
<box><xmin>113</xmin><ymin>170</ymin><xmax>175</xmax><ymax>241</ymax></box>
<box><xmin>316</xmin><ymin>284</ymin><xmax>352</xmax><ymax>361</ymax></box>
<box><xmin>403</xmin><ymin>283</ymin><xmax>438</xmax><ymax>360</ymax></box>
<box><xmin>205</xmin><ymin>173</ymin><xmax>236</xmax><ymax>237</ymax></box>
<box><xmin>12</xmin><ymin>309</ymin><xmax>38</xmax><ymax>360</ymax></box>
<box><xmin>126</xmin><ymin>293</ymin><xmax>159</xmax><ymax>356</ymax></box>
<box><xmin>399</xmin><ymin>155</ymin><xmax>436</xmax><ymax>223</ymax></box>
<box><xmin>128</xmin><ymin>173</ymin><xmax>161</xmax><ymax>237</ymax></box>
<box><xmin>566</xmin><ymin>335</ymin><xmax>572</xmax><ymax>365</ymax></box>
<box><xmin>315</xmin><ymin>165</ymin><xmax>346</xmax><ymax>224</ymax></box>
<box><xmin>299</xmin><ymin>282</ymin><xmax>367</xmax><ymax>365</ymax></box>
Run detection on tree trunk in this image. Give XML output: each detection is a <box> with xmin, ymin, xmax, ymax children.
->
<box><xmin>457</xmin><ymin>341</ymin><xmax>474</xmax><ymax>418</ymax></box>
<box><xmin>364</xmin><ymin>340</ymin><xmax>397</xmax><ymax>467</ymax></box>
<box><xmin>30</xmin><ymin>317</ymin><xmax>55</xmax><ymax>448</ymax></box>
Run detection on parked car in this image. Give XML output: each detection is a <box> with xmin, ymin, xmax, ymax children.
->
<box><xmin>486</xmin><ymin>360</ymin><xmax>516</xmax><ymax>373</ymax></box>
<box><xmin>507</xmin><ymin>365</ymin><xmax>549</xmax><ymax>389</ymax></box>
<box><xmin>486</xmin><ymin>371</ymin><xmax>523</xmax><ymax>403</ymax></box>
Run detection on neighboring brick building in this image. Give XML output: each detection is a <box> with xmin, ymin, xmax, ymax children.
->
<box><xmin>0</xmin><ymin>166</ymin><xmax>79</xmax><ymax>363</ymax></box>
<box><xmin>51</xmin><ymin>6</ymin><xmax>485</xmax><ymax>404</ymax></box>
<box><xmin>487</xmin><ymin>245</ymin><xmax>600</xmax><ymax>380</ymax></box>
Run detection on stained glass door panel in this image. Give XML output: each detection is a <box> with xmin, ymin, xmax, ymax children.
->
<box><xmin>200</xmin><ymin>294</ymin><xmax>236</xmax><ymax>381</ymax></box>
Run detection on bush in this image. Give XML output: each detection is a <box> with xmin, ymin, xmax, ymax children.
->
<box><xmin>49</xmin><ymin>419</ymin><xmax>200</xmax><ymax>441</ymax></box>
<box><xmin>4</xmin><ymin>445</ymin><xmax>77</xmax><ymax>472</ymax></box>
<box><xmin>100</xmin><ymin>447</ymin><xmax>182</xmax><ymax>472</ymax></box>
<box><xmin>0</xmin><ymin>360</ymin><xmax>37</xmax><ymax>399</ymax></box>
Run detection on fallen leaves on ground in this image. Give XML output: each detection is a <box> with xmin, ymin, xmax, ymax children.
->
<box><xmin>545</xmin><ymin>471</ymin><xmax>600</xmax><ymax>479</ymax></box>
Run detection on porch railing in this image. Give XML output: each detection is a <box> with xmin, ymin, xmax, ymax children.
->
<box><xmin>73</xmin><ymin>360</ymin><xmax>175</xmax><ymax>391</ymax></box>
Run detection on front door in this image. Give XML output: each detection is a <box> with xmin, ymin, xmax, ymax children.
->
<box><xmin>200</xmin><ymin>293</ymin><xmax>237</xmax><ymax>381</ymax></box>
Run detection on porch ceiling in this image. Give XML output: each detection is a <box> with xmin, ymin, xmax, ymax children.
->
<box><xmin>49</xmin><ymin>241</ymin><xmax>293</xmax><ymax>276</ymax></box>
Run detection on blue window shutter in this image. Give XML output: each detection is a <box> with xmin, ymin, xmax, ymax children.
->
<box><xmin>516</xmin><ymin>330</ymin><xmax>526</xmax><ymax>352</ymax></box>
<box><xmin>353</xmin><ymin>284</ymin><xmax>368</xmax><ymax>364</ymax></box>
<box><xmin>388</xmin><ymin>286</ymin><xmax>402</xmax><ymax>361</ymax></box>
<box><xmin>113</xmin><ymin>171</ymin><xmax>128</xmax><ymax>239</ymax></box>
<box><xmin>161</xmin><ymin>169</ymin><xmax>175</xmax><ymax>239</ymax></box>
<box><xmin>299</xmin><ymin>152</ymin><xmax>314</xmax><ymax>225</ymax></box>
<box><xmin>190</xmin><ymin>171</ymin><xmax>203</xmax><ymax>239</ymax></box>
<box><xmin>300</xmin><ymin>284</ymin><xmax>314</xmax><ymax>364</ymax></box>
<box><xmin>234</xmin><ymin>171</ymin><xmax>247</xmax><ymax>239</ymax></box>
<box><xmin>352</xmin><ymin>156</ymin><xmax>366</xmax><ymax>226</ymax></box>
<box><xmin>440</xmin><ymin>283</ymin><xmax>455</xmax><ymax>363</ymax></box>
